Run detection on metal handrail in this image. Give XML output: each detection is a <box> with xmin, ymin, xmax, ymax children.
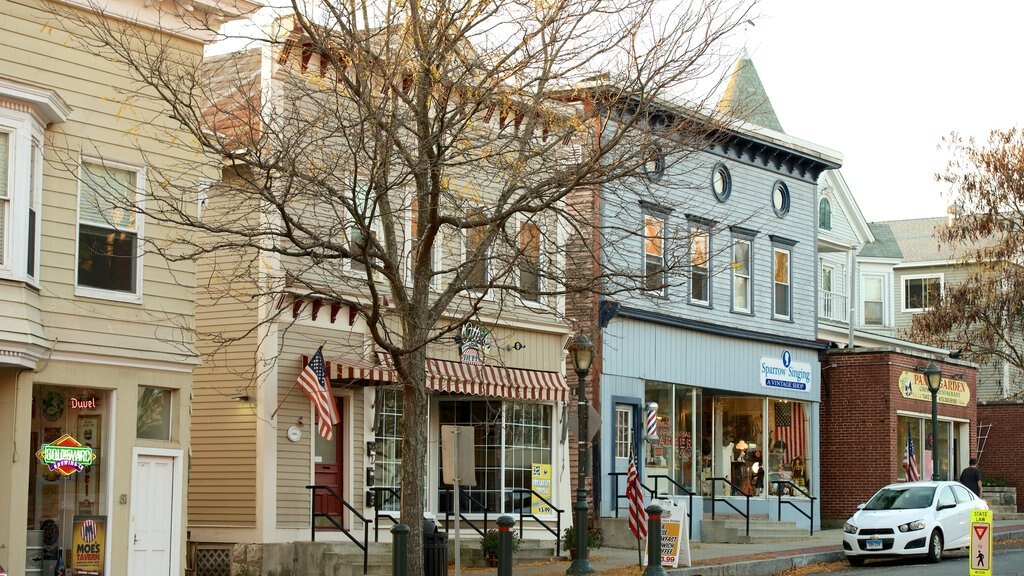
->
<box><xmin>371</xmin><ymin>487</ymin><xmax>401</xmax><ymax>542</ymax></box>
<box><xmin>306</xmin><ymin>484</ymin><xmax>371</xmax><ymax>575</ymax></box>
<box><xmin>441</xmin><ymin>486</ymin><xmax>491</xmax><ymax>537</ymax></box>
<box><xmin>769</xmin><ymin>480</ymin><xmax>816</xmax><ymax>535</ymax></box>
<box><xmin>608</xmin><ymin>472</ymin><xmax>695</xmax><ymax>540</ymax></box>
<box><xmin>708</xmin><ymin>477</ymin><xmax>751</xmax><ymax>537</ymax></box>
<box><xmin>509</xmin><ymin>488</ymin><xmax>564</xmax><ymax>556</ymax></box>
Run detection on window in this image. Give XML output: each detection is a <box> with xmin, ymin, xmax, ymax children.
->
<box><xmin>690</xmin><ymin>226</ymin><xmax>709</xmax><ymax>304</ymax></box>
<box><xmin>137</xmin><ymin>386</ymin><xmax>172</xmax><ymax>440</ymax></box>
<box><xmin>773</xmin><ymin>247</ymin><xmax>791</xmax><ymax>319</ymax></box>
<box><xmin>643</xmin><ymin>213</ymin><xmax>666</xmax><ymax>294</ymax></box>
<box><xmin>464</xmin><ymin>207</ymin><xmax>489</xmax><ymax>289</ymax></box>
<box><xmin>772</xmin><ymin>180</ymin><xmax>790</xmax><ymax>217</ymax></box>
<box><xmin>374</xmin><ymin>389</ymin><xmax>404</xmax><ymax>512</ymax></box>
<box><xmin>615</xmin><ymin>405</ymin><xmax>633</xmax><ymax>459</ymax></box>
<box><xmin>732</xmin><ymin>239</ymin><xmax>751</xmax><ymax>312</ymax></box>
<box><xmin>0</xmin><ymin>110</ymin><xmax>45</xmax><ymax>282</ymax></box>
<box><xmin>407</xmin><ymin>199</ymin><xmax>439</xmax><ymax>289</ymax></box>
<box><xmin>643</xmin><ymin>146</ymin><xmax>665</xmax><ymax>182</ymax></box>
<box><xmin>863</xmin><ymin>274</ymin><xmax>885</xmax><ymax>325</ymax></box>
<box><xmin>518</xmin><ymin>221</ymin><xmax>542</xmax><ymax>301</ymax></box>
<box><xmin>711</xmin><ymin>162</ymin><xmax>731</xmax><ymax>202</ymax></box>
<box><xmin>77</xmin><ymin>160</ymin><xmax>142</xmax><ymax>297</ymax></box>
<box><xmin>0</xmin><ymin>132</ymin><xmax>9</xmax><ymax>268</ymax></box>
<box><xmin>349</xmin><ymin>184</ymin><xmax>378</xmax><ymax>274</ymax></box>
<box><xmin>818</xmin><ymin>198</ymin><xmax>832</xmax><ymax>230</ymax></box>
<box><xmin>903</xmin><ymin>275</ymin><xmax>942</xmax><ymax>311</ymax></box>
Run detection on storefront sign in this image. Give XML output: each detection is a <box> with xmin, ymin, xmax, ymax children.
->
<box><xmin>71</xmin><ymin>515</ymin><xmax>106</xmax><ymax>575</ymax></box>
<box><xmin>644</xmin><ymin>498</ymin><xmax>690</xmax><ymax>568</ymax></box>
<box><xmin>71</xmin><ymin>396</ymin><xmax>99</xmax><ymax>410</ymax></box>
<box><xmin>530</xmin><ymin>463</ymin><xmax>553</xmax><ymax>516</ymax></box>
<box><xmin>760</xmin><ymin>351</ymin><xmax>812</xmax><ymax>392</ymax></box>
<box><xmin>897</xmin><ymin>371</ymin><xmax>970</xmax><ymax>407</ymax></box>
<box><xmin>36</xmin><ymin>434</ymin><xmax>97</xmax><ymax>476</ymax></box>
<box><xmin>459</xmin><ymin>323</ymin><xmax>490</xmax><ymax>365</ymax></box>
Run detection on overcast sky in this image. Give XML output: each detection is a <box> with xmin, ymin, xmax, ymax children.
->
<box><xmin>733</xmin><ymin>0</ymin><xmax>1024</xmax><ymax>223</ymax></box>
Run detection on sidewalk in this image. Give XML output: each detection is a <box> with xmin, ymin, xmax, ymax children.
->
<box><xmin>461</xmin><ymin>520</ymin><xmax>1024</xmax><ymax>576</ymax></box>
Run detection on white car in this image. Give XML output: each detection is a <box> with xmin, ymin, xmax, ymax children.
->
<box><xmin>842</xmin><ymin>480</ymin><xmax>988</xmax><ymax>566</ymax></box>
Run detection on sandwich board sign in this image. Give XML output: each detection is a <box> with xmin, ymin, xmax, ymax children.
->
<box><xmin>643</xmin><ymin>497</ymin><xmax>691</xmax><ymax>568</ymax></box>
<box><xmin>969</xmin><ymin>509</ymin><xmax>992</xmax><ymax>576</ymax></box>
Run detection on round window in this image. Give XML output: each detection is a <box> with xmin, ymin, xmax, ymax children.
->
<box><xmin>711</xmin><ymin>163</ymin><xmax>731</xmax><ymax>202</ymax></box>
<box><xmin>643</xmin><ymin>147</ymin><xmax>665</xmax><ymax>182</ymax></box>
<box><xmin>772</xmin><ymin>181</ymin><xmax>790</xmax><ymax>217</ymax></box>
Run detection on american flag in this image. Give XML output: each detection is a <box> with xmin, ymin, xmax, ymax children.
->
<box><xmin>296</xmin><ymin>348</ymin><xmax>340</xmax><ymax>440</ymax></box>
<box><xmin>903</xmin><ymin>426</ymin><xmax>920</xmax><ymax>482</ymax></box>
<box><xmin>773</xmin><ymin>402</ymin><xmax>806</xmax><ymax>464</ymax></box>
<box><xmin>626</xmin><ymin>450</ymin><xmax>647</xmax><ymax>540</ymax></box>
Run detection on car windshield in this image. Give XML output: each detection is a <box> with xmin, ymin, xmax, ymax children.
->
<box><xmin>864</xmin><ymin>487</ymin><xmax>936</xmax><ymax>510</ymax></box>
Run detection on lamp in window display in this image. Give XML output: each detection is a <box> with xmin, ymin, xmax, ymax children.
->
<box><xmin>566</xmin><ymin>332</ymin><xmax>595</xmax><ymax>576</ymax></box>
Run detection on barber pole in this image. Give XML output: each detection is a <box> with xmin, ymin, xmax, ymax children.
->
<box><xmin>645</xmin><ymin>403</ymin><xmax>658</xmax><ymax>441</ymax></box>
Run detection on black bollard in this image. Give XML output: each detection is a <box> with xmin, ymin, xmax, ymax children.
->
<box><xmin>496</xmin><ymin>515</ymin><xmax>515</xmax><ymax>576</ymax></box>
<box><xmin>392</xmin><ymin>523</ymin><xmax>409</xmax><ymax>576</ymax></box>
<box><xmin>642</xmin><ymin>504</ymin><xmax>666</xmax><ymax>576</ymax></box>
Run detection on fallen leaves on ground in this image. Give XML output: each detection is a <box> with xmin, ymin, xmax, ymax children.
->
<box><xmin>774</xmin><ymin>561</ymin><xmax>849</xmax><ymax>575</ymax></box>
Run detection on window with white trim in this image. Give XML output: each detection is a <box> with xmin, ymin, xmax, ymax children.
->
<box><xmin>863</xmin><ymin>274</ymin><xmax>885</xmax><ymax>326</ymax></box>
<box><xmin>903</xmin><ymin>275</ymin><xmax>942</xmax><ymax>311</ymax></box>
<box><xmin>77</xmin><ymin>160</ymin><xmax>143</xmax><ymax>297</ymax></box>
<box><xmin>643</xmin><ymin>212</ymin><xmax>666</xmax><ymax>294</ymax></box>
<box><xmin>818</xmin><ymin>198</ymin><xmax>832</xmax><ymax>230</ymax></box>
<box><xmin>0</xmin><ymin>111</ymin><xmax>44</xmax><ymax>282</ymax></box>
<box><xmin>407</xmin><ymin>199</ymin><xmax>439</xmax><ymax>289</ymax></box>
<box><xmin>464</xmin><ymin>207</ymin><xmax>489</xmax><ymax>289</ymax></box>
<box><xmin>773</xmin><ymin>247</ymin><xmax>791</xmax><ymax>319</ymax></box>
<box><xmin>615</xmin><ymin>405</ymin><xmax>633</xmax><ymax>459</ymax></box>
<box><xmin>518</xmin><ymin>220</ymin><xmax>542</xmax><ymax>302</ymax></box>
<box><xmin>690</xmin><ymin>226</ymin><xmax>709</xmax><ymax>304</ymax></box>
<box><xmin>348</xmin><ymin>183</ymin><xmax>378</xmax><ymax>275</ymax></box>
<box><xmin>732</xmin><ymin>238</ymin><xmax>751</xmax><ymax>312</ymax></box>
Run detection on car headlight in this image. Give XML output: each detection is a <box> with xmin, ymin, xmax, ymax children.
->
<box><xmin>843</xmin><ymin>521</ymin><xmax>858</xmax><ymax>534</ymax></box>
<box><xmin>898</xmin><ymin>520</ymin><xmax>926</xmax><ymax>532</ymax></box>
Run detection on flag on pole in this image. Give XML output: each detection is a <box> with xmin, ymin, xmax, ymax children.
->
<box><xmin>903</xmin><ymin>426</ymin><xmax>920</xmax><ymax>482</ymax></box>
<box><xmin>296</xmin><ymin>348</ymin><xmax>340</xmax><ymax>440</ymax></box>
<box><xmin>626</xmin><ymin>450</ymin><xmax>647</xmax><ymax>540</ymax></box>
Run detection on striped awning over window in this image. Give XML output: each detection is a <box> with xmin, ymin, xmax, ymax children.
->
<box><xmin>311</xmin><ymin>355</ymin><xmax>569</xmax><ymax>402</ymax></box>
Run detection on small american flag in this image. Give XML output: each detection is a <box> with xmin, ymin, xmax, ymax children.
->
<box><xmin>626</xmin><ymin>451</ymin><xmax>647</xmax><ymax>540</ymax></box>
<box><xmin>296</xmin><ymin>348</ymin><xmax>341</xmax><ymax>440</ymax></box>
<box><xmin>903</xmin><ymin>426</ymin><xmax>920</xmax><ymax>482</ymax></box>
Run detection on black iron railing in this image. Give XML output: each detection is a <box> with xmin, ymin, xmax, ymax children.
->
<box><xmin>306</xmin><ymin>484</ymin><xmax>371</xmax><ymax>575</ymax></box>
<box><xmin>371</xmin><ymin>487</ymin><xmax>401</xmax><ymax>542</ymax></box>
<box><xmin>769</xmin><ymin>480</ymin><xmax>816</xmax><ymax>535</ymax></box>
<box><xmin>509</xmin><ymin>488</ymin><xmax>564</xmax><ymax>556</ymax></box>
<box><xmin>608</xmin><ymin>472</ymin><xmax>695</xmax><ymax>540</ymax></box>
<box><xmin>440</xmin><ymin>487</ymin><xmax>492</xmax><ymax>537</ymax></box>
<box><xmin>708</xmin><ymin>477</ymin><xmax>751</xmax><ymax>537</ymax></box>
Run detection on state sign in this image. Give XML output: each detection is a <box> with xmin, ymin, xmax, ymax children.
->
<box><xmin>969</xmin><ymin>509</ymin><xmax>992</xmax><ymax>576</ymax></box>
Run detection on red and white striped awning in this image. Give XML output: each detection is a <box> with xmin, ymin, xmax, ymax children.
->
<box><xmin>312</xmin><ymin>355</ymin><xmax>568</xmax><ymax>402</ymax></box>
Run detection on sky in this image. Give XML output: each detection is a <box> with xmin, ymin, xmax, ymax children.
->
<box><xmin>731</xmin><ymin>0</ymin><xmax>1024</xmax><ymax>223</ymax></box>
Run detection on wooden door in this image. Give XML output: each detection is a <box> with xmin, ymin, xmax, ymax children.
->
<box><xmin>314</xmin><ymin>396</ymin><xmax>345</xmax><ymax>523</ymax></box>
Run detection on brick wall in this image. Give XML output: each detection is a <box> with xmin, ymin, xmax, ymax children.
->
<box><xmin>820</xmin><ymin>348</ymin><xmax>977</xmax><ymax>522</ymax></box>
<box><xmin>976</xmin><ymin>402</ymin><xmax>1024</xmax><ymax>512</ymax></box>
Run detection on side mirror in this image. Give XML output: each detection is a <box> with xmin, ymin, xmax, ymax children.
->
<box><xmin>937</xmin><ymin>502</ymin><xmax>957</xmax><ymax>511</ymax></box>
<box><xmin>856</xmin><ymin>503</ymin><xmax>866</xmax><ymax>510</ymax></box>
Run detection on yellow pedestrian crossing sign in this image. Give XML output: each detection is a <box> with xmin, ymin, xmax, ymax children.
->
<box><xmin>969</xmin><ymin>509</ymin><xmax>992</xmax><ymax>576</ymax></box>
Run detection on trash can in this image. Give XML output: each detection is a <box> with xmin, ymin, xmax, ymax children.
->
<box><xmin>423</xmin><ymin>519</ymin><xmax>449</xmax><ymax>576</ymax></box>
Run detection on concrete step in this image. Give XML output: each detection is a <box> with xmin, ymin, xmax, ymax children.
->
<box><xmin>700</xmin><ymin>519</ymin><xmax>811</xmax><ymax>544</ymax></box>
<box><xmin>994</xmin><ymin>511</ymin><xmax>1024</xmax><ymax>520</ymax></box>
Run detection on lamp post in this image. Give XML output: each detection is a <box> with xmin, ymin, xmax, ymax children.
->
<box><xmin>924</xmin><ymin>361</ymin><xmax>942</xmax><ymax>481</ymax></box>
<box><xmin>567</xmin><ymin>333</ymin><xmax>595</xmax><ymax>575</ymax></box>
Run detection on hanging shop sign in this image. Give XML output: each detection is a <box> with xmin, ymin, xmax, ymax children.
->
<box><xmin>759</xmin><ymin>350</ymin><xmax>812</xmax><ymax>392</ymax></box>
<box><xmin>71</xmin><ymin>515</ymin><xmax>106</xmax><ymax>575</ymax></box>
<box><xmin>897</xmin><ymin>371</ymin><xmax>970</xmax><ymax>407</ymax></box>
<box><xmin>35</xmin><ymin>434</ymin><xmax>97</xmax><ymax>477</ymax></box>
<box><xmin>458</xmin><ymin>323</ymin><xmax>490</xmax><ymax>365</ymax></box>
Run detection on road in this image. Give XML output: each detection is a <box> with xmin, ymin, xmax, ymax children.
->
<box><xmin>797</xmin><ymin>548</ymin><xmax>1024</xmax><ymax>576</ymax></box>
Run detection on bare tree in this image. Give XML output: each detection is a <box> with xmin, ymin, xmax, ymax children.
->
<box><xmin>909</xmin><ymin>129</ymin><xmax>1024</xmax><ymax>399</ymax></box>
<box><xmin>50</xmin><ymin>0</ymin><xmax>756</xmax><ymax>570</ymax></box>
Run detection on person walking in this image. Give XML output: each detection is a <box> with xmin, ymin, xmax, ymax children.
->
<box><xmin>959</xmin><ymin>457</ymin><xmax>983</xmax><ymax>497</ymax></box>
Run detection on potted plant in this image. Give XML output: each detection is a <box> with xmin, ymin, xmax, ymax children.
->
<box><xmin>480</xmin><ymin>529</ymin><xmax>520</xmax><ymax>567</ymax></box>
<box><xmin>562</xmin><ymin>525</ymin><xmax>602</xmax><ymax>559</ymax></box>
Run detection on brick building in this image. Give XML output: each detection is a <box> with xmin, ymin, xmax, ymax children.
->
<box><xmin>975</xmin><ymin>402</ymin><xmax>1024</xmax><ymax>512</ymax></box>
<box><xmin>820</xmin><ymin>348</ymin><xmax>977</xmax><ymax>525</ymax></box>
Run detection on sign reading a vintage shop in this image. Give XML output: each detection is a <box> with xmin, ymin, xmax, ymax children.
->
<box><xmin>897</xmin><ymin>371</ymin><xmax>970</xmax><ymax>407</ymax></box>
<box><xmin>36</xmin><ymin>434</ymin><xmax>97</xmax><ymax>476</ymax></box>
<box><xmin>760</xmin><ymin>350</ymin><xmax>812</xmax><ymax>392</ymax></box>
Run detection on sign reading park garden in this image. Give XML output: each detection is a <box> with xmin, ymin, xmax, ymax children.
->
<box><xmin>760</xmin><ymin>351</ymin><xmax>812</xmax><ymax>393</ymax></box>
<box><xmin>897</xmin><ymin>371</ymin><xmax>970</xmax><ymax>407</ymax></box>
<box><xmin>36</xmin><ymin>434</ymin><xmax>97</xmax><ymax>476</ymax></box>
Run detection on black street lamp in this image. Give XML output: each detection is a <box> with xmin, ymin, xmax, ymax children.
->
<box><xmin>567</xmin><ymin>333</ymin><xmax>595</xmax><ymax>575</ymax></box>
<box><xmin>924</xmin><ymin>361</ymin><xmax>942</xmax><ymax>481</ymax></box>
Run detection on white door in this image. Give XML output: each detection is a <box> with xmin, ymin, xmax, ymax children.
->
<box><xmin>130</xmin><ymin>452</ymin><xmax>180</xmax><ymax>575</ymax></box>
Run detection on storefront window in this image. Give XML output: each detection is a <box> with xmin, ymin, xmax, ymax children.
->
<box><xmin>644</xmin><ymin>382</ymin><xmax>698</xmax><ymax>495</ymax></box>
<box><xmin>136</xmin><ymin>386</ymin><xmax>172</xmax><ymax>440</ymax></box>
<box><xmin>768</xmin><ymin>399</ymin><xmax>810</xmax><ymax>495</ymax></box>
<box><xmin>28</xmin><ymin>386</ymin><xmax>110</xmax><ymax>575</ymax></box>
<box><xmin>898</xmin><ymin>415</ymin><xmax>954</xmax><ymax>481</ymax></box>
<box><xmin>374</xmin><ymin>389</ymin><xmax>403</xmax><ymax>512</ymax></box>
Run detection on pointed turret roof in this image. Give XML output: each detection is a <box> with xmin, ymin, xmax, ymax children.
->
<box><xmin>716</xmin><ymin>51</ymin><xmax>784</xmax><ymax>133</ymax></box>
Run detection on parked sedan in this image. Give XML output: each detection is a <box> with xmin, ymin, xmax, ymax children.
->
<box><xmin>842</xmin><ymin>480</ymin><xmax>988</xmax><ymax>566</ymax></box>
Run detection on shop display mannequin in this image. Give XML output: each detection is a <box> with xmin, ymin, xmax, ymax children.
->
<box><xmin>718</xmin><ymin>436</ymin><xmax>734</xmax><ymax>495</ymax></box>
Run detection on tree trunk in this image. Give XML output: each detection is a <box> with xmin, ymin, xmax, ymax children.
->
<box><xmin>398</xmin><ymin>345</ymin><xmax>429</xmax><ymax>575</ymax></box>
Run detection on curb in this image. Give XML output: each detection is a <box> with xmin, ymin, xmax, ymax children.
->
<box><xmin>665</xmin><ymin>529</ymin><xmax>1024</xmax><ymax>576</ymax></box>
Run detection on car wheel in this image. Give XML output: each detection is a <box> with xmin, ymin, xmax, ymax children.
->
<box><xmin>847</xmin><ymin>556</ymin><xmax>865</xmax><ymax>567</ymax></box>
<box><xmin>926</xmin><ymin>529</ymin><xmax>943</xmax><ymax>563</ymax></box>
